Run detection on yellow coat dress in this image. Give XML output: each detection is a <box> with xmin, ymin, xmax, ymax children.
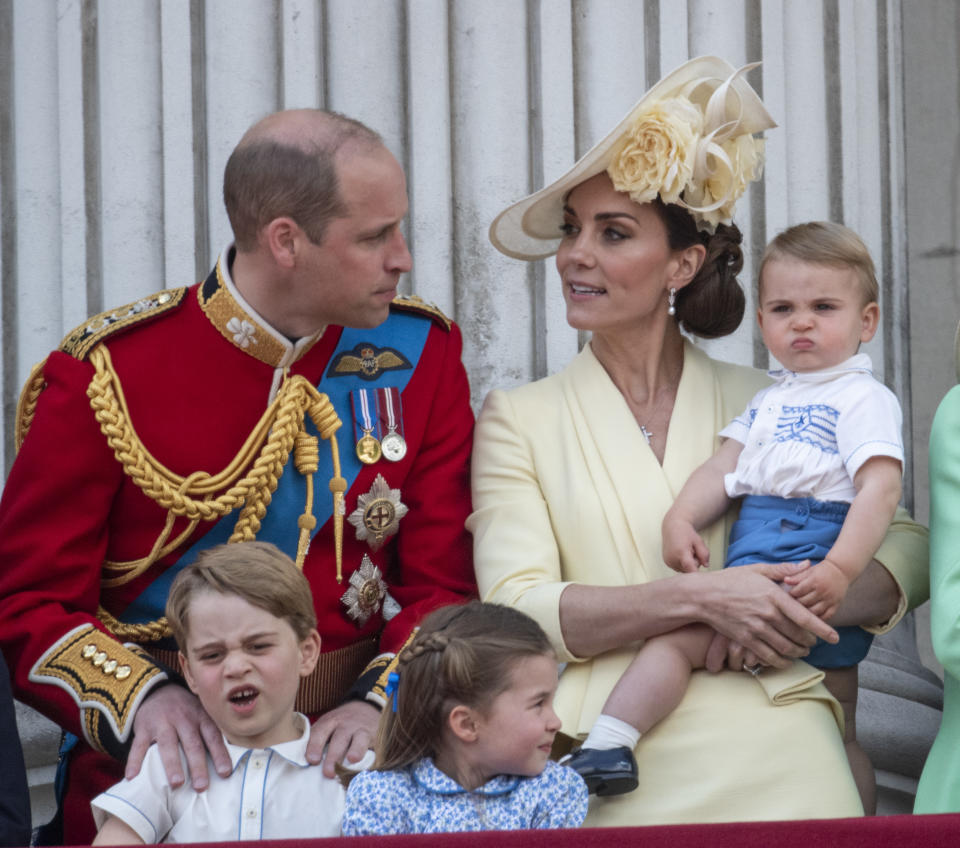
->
<box><xmin>469</xmin><ymin>340</ymin><xmax>928</xmax><ymax>825</ymax></box>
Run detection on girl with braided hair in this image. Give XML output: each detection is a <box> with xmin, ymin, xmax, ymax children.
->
<box><xmin>340</xmin><ymin>601</ymin><xmax>588</xmax><ymax>834</ymax></box>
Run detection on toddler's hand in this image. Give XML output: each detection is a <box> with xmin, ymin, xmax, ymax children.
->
<box><xmin>787</xmin><ymin>559</ymin><xmax>849</xmax><ymax>620</ymax></box>
<box><xmin>662</xmin><ymin>517</ymin><xmax>710</xmax><ymax>573</ymax></box>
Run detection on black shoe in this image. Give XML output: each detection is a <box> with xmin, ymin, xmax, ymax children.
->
<box><xmin>565</xmin><ymin>745</ymin><xmax>638</xmax><ymax>796</ymax></box>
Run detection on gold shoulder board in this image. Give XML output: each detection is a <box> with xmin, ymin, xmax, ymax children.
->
<box><xmin>60</xmin><ymin>288</ymin><xmax>188</xmax><ymax>360</ymax></box>
<box><xmin>390</xmin><ymin>294</ymin><xmax>452</xmax><ymax>331</ymax></box>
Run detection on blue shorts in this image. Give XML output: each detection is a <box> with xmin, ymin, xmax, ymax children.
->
<box><xmin>724</xmin><ymin>494</ymin><xmax>873</xmax><ymax>668</ymax></box>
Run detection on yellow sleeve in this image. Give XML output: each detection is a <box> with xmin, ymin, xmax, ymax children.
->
<box><xmin>863</xmin><ymin>506</ymin><xmax>929</xmax><ymax>634</ymax></box>
<box><xmin>467</xmin><ymin>389</ymin><xmax>581</xmax><ymax>662</ymax></box>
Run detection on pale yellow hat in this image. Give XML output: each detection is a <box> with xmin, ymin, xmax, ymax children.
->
<box><xmin>489</xmin><ymin>55</ymin><xmax>777</xmax><ymax>261</ymax></box>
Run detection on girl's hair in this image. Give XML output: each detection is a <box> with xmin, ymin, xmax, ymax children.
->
<box><xmin>652</xmin><ymin>198</ymin><xmax>746</xmax><ymax>339</ymax></box>
<box><xmin>758</xmin><ymin>221</ymin><xmax>878</xmax><ymax>304</ymax></box>
<box><xmin>372</xmin><ymin>601</ymin><xmax>554</xmax><ymax>772</ymax></box>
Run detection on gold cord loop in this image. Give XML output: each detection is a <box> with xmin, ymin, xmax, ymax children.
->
<box><xmin>86</xmin><ymin>344</ymin><xmax>344</xmax><ymax>641</ymax></box>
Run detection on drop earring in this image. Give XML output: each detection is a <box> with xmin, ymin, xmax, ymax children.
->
<box><xmin>667</xmin><ymin>287</ymin><xmax>677</xmax><ymax>316</ymax></box>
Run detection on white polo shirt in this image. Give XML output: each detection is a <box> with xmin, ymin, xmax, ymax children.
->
<box><xmin>91</xmin><ymin>715</ymin><xmax>370</xmax><ymax>842</ymax></box>
<box><xmin>720</xmin><ymin>353</ymin><xmax>903</xmax><ymax>503</ymax></box>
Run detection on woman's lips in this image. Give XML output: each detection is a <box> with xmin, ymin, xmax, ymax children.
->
<box><xmin>568</xmin><ymin>282</ymin><xmax>606</xmax><ymax>296</ymax></box>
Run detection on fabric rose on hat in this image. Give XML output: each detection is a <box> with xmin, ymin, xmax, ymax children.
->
<box><xmin>607</xmin><ymin>98</ymin><xmax>703</xmax><ymax>206</ymax></box>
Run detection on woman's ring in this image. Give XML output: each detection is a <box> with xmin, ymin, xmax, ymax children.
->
<box><xmin>743</xmin><ymin>662</ymin><xmax>763</xmax><ymax>677</ymax></box>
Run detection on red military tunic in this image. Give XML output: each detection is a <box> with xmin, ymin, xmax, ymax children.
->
<box><xmin>0</xmin><ymin>250</ymin><xmax>476</xmax><ymax>842</ymax></box>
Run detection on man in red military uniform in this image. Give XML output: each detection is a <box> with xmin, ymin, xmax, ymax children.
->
<box><xmin>0</xmin><ymin>110</ymin><xmax>476</xmax><ymax>843</ymax></box>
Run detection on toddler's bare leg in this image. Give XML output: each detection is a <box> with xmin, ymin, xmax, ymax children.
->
<box><xmin>824</xmin><ymin>666</ymin><xmax>875</xmax><ymax>815</ymax></box>
<box><xmin>603</xmin><ymin>623</ymin><xmax>714</xmax><ymax>733</ymax></box>
<box><xmin>568</xmin><ymin>623</ymin><xmax>716</xmax><ymax>796</ymax></box>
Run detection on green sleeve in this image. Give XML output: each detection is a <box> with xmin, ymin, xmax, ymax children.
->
<box><xmin>928</xmin><ymin>385</ymin><xmax>960</xmax><ymax>673</ymax></box>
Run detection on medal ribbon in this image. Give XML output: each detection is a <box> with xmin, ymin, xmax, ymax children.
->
<box><xmin>376</xmin><ymin>386</ymin><xmax>403</xmax><ymax>436</ymax></box>
<box><xmin>351</xmin><ymin>388</ymin><xmax>379</xmax><ymax>442</ymax></box>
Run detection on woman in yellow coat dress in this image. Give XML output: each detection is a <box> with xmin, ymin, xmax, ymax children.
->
<box><xmin>468</xmin><ymin>56</ymin><xmax>928</xmax><ymax>826</ymax></box>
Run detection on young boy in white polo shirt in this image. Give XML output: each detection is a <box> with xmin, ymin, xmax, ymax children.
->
<box><xmin>92</xmin><ymin>541</ymin><xmax>363</xmax><ymax>843</ymax></box>
<box><xmin>568</xmin><ymin>222</ymin><xmax>902</xmax><ymax>814</ymax></box>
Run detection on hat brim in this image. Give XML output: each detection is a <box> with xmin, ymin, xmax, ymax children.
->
<box><xmin>489</xmin><ymin>55</ymin><xmax>777</xmax><ymax>261</ymax></box>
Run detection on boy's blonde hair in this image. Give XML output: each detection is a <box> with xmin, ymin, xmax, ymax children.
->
<box><xmin>759</xmin><ymin>221</ymin><xmax>878</xmax><ymax>304</ymax></box>
<box><xmin>166</xmin><ymin>541</ymin><xmax>317</xmax><ymax>650</ymax></box>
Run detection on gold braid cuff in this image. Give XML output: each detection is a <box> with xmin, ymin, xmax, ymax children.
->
<box><xmin>29</xmin><ymin>624</ymin><xmax>167</xmax><ymax>757</ymax></box>
<box><xmin>86</xmin><ymin>343</ymin><xmax>345</xmax><ymax>642</ymax></box>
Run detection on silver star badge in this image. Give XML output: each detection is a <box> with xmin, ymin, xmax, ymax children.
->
<box><xmin>347</xmin><ymin>473</ymin><xmax>408</xmax><ymax>551</ymax></box>
<box><xmin>340</xmin><ymin>554</ymin><xmax>401</xmax><ymax>626</ymax></box>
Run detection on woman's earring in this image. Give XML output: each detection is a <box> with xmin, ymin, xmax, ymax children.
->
<box><xmin>667</xmin><ymin>287</ymin><xmax>677</xmax><ymax>316</ymax></box>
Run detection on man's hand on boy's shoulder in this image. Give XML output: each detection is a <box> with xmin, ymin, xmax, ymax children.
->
<box><xmin>307</xmin><ymin>699</ymin><xmax>380</xmax><ymax>778</ymax></box>
<box><xmin>123</xmin><ymin>684</ymin><xmax>380</xmax><ymax>787</ymax></box>
<box><xmin>126</xmin><ymin>685</ymin><xmax>231</xmax><ymax>790</ymax></box>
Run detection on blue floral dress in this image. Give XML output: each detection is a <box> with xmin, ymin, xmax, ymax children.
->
<box><xmin>341</xmin><ymin>758</ymin><xmax>588</xmax><ymax>834</ymax></box>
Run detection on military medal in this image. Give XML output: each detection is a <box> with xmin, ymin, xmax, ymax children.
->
<box><xmin>356</xmin><ymin>432</ymin><xmax>381</xmax><ymax>464</ymax></box>
<box><xmin>348</xmin><ymin>473</ymin><xmax>408</xmax><ymax>551</ymax></box>
<box><xmin>379</xmin><ymin>431</ymin><xmax>405</xmax><ymax>462</ymax></box>
<box><xmin>351</xmin><ymin>389</ymin><xmax>382</xmax><ymax>464</ymax></box>
<box><xmin>340</xmin><ymin>554</ymin><xmax>400</xmax><ymax>626</ymax></box>
<box><xmin>376</xmin><ymin>386</ymin><xmax>407</xmax><ymax>462</ymax></box>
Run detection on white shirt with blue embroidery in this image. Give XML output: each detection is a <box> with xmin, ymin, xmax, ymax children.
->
<box><xmin>90</xmin><ymin>715</ymin><xmax>364</xmax><ymax>842</ymax></box>
<box><xmin>720</xmin><ymin>353</ymin><xmax>903</xmax><ymax>502</ymax></box>
<box><xmin>341</xmin><ymin>757</ymin><xmax>588</xmax><ymax>834</ymax></box>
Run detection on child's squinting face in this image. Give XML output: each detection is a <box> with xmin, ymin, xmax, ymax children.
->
<box><xmin>757</xmin><ymin>258</ymin><xmax>879</xmax><ymax>373</ymax></box>
<box><xmin>470</xmin><ymin>653</ymin><xmax>562</xmax><ymax>783</ymax></box>
<box><xmin>179</xmin><ymin>591</ymin><xmax>320</xmax><ymax>749</ymax></box>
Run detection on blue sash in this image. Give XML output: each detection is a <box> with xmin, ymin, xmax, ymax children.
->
<box><xmin>121</xmin><ymin>312</ymin><xmax>430</xmax><ymax>626</ymax></box>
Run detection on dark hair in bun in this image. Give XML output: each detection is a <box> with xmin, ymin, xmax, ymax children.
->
<box><xmin>652</xmin><ymin>198</ymin><xmax>746</xmax><ymax>339</ymax></box>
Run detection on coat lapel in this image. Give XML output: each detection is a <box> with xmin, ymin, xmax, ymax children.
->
<box><xmin>561</xmin><ymin>341</ymin><xmax>730</xmax><ymax>583</ymax></box>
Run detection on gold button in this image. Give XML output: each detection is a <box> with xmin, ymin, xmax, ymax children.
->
<box><xmin>92</xmin><ymin>652</ymin><xmax>107</xmax><ymax>667</ymax></box>
<box><xmin>103</xmin><ymin>659</ymin><xmax>118</xmax><ymax>674</ymax></box>
<box><xmin>115</xmin><ymin>666</ymin><xmax>131</xmax><ymax>680</ymax></box>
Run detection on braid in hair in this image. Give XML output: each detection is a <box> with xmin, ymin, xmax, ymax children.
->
<box><xmin>370</xmin><ymin>601</ymin><xmax>554</xmax><ymax>774</ymax></box>
<box><xmin>400</xmin><ymin>630</ymin><xmax>451</xmax><ymax>662</ymax></box>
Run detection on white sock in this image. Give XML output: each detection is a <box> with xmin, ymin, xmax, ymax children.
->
<box><xmin>581</xmin><ymin>714</ymin><xmax>641</xmax><ymax>751</ymax></box>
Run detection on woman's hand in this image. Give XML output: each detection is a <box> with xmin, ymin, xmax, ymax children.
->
<box><xmin>697</xmin><ymin>561</ymin><xmax>839</xmax><ymax>669</ymax></box>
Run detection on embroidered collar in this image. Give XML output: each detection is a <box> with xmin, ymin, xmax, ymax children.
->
<box><xmin>223</xmin><ymin>712</ymin><xmax>312</xmax><ymax>771</ymax></box>
<box><xmin>411</xmin><ymin>758</ymin><xmax>520</xmax><ymax>796</ymax></box>
<box><xmin>197</xmin><ymin>244</ymin><xmax>325</xmax><ymax>368</ymax></box>
<box><xmin>768</xmin><ymin>352</ymin><xmax>873</xmax><ymax>384</ymax></box>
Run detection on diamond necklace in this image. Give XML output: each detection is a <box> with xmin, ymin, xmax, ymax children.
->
<box><xmin>633</xmin><ymin>363</ymin><xmax>682</xmax><ymax>445</ymax></box>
